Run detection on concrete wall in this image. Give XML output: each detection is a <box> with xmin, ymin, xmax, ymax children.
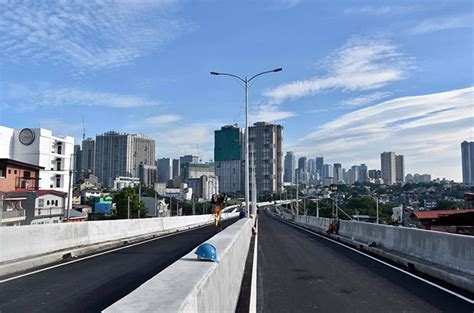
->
<box><xmin>105</xmin><ymin>217</ymin><xmax>253</xmax><ymax>313</ymax></box>
<box><xmin>286</xmin><ymin>214</ymin><xmax>474</xmax><ymax>277</ymax></box>
<box><xmin>0</xmin><ymin>213</ymin><xmax>238</xmax><ymax>263</ymax></box>
<box><xmin>338</xmin><ymin>220</ymin><xmax>474</xmax><ymax>276</ymax></box>
<box><xmin>293</xmin><ymin>215</ymin><xmax>331</xmax><ymax>232</ymax></box>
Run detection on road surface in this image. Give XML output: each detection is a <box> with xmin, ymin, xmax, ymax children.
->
<box><xmin>257</xmin><ymin>212</ymin><xmax>474</xmax><ymax>313</ymax></box>
<box><xmin>0</xmin><ymin>218</ymin><xmax>237</xmax><ymax>313</ymax></box>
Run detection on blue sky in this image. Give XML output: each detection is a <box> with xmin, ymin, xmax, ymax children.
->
<box><xmin>0</xmin><ymin>0</ymin><xmax>473</xmax><ymax>181</ymax></box>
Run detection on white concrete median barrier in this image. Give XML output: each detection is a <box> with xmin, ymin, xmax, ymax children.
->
<box><xmin>104</xmin><ymin>217</ymin><xmax>254</xmax><ymax>313</ymax></box>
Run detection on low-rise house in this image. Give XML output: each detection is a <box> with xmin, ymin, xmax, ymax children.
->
<box><xmin>0</xmin><ymin>158</ymin><xmax>43</xmax><ymax>192</ymax></box>
<box><xmin>7</xmin><ymin>190</ymin><xmax>67</xmax><ymax>225</ymax></box>
<box><xmin>0</xmin><ymin>191</ymin><xmax>27</xmax><ymax>226</ymax></box>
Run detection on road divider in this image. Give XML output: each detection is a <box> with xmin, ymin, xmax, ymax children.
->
<box><xmin>104</xmin><ymin>217</ymin><xmax>254</xmax><ymax>313</ymax></box>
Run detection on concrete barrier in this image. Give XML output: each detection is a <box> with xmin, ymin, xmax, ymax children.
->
<box><xmin>338</xmin><ymin>220</ymin><xmax>474</xmax><ymax>276</ymax></box>
<box><xmin>293</xmin><ymin>215</ymin><xmax>331</xmax><ymax>232</ymax></box>
<box><xmin>0</xmin><ymin>213</ymin><xmax>238</xmax><ymax>264</ymax></box>
<box><xmin>104</xmin><ymin>217</ymin><xmax>253</xmax><ymax>313</ymax></box>
<box><xmin>279</xmin><ymin>214</ymin><xmax>474</xmax><ymax>292</ymax></box>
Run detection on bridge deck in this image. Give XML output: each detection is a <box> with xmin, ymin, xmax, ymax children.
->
<box><xmin>0</xmin><ymin>218</ymin><xmax>237</xmax><ymax>313</ymax></box>
<box><xmin>257</xmin><ymin>212</ymin><xmax>473</xmax><ymax>313</ymax></box>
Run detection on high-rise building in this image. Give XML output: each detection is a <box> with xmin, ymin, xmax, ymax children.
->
<box><xmin>248</xmin><ymin>122</ymin><xmax>284</xmax><ymax>194</ymax></box>
<box><xmin>180</xmin><ymin>155</ymin><xmax>200</xmax><ymax>181</ymax></box>
<box><xmin>322</xmin><ymin>163</ymin><xmax>333</xmax><ymax>179</ymax></box>
<box><xmin>157</xmin><ymin>158</ymin><xmax>173</xmax><ymax>184</ymax></box>
<box><xmin>139</xmin><ymin>162</ymin><xmax>157</xmax><ymax>187</ymax></box>
<box><xmin>395</xmin><ymin>155</ymin><xmax>405</xmax><ymax>183</ymax></box>
<box><xmin>95</xmin><ymin>131</ymin><xmax>155</xmax><ymax>187</ymax></box>
<box><xmin>381</xmin><ymin>152</ymin><xmax>396</xmax><ymax>185</ymax></box>
<box><xmin>351</xmin><ymin>165</ymin><xmax>360</xmax><ymax>183</ymax></box>
<box><xmin>307</xmin><ymin>159</ymin><xmax>316</xmax><ymax>174</ymax></box>
<box><xmin>81</xmin><ymin>138</ymin><xmax>95</xmax><ymax>179</ymax></box>
<box><xmin>284</xmin><ymin>151</ymin><xmax>295</xmax><ymax>183</ymax></box>
<box><xmin>315</xmin><ymin>157</ymin><xmax>324</xmax><ymax>177</ymax></box>
<box><xmin>359</xmin><ymin>164</ymin><xmax>368</xmax><ymax>183</ymax></box>
<box><xmin>333</xmin><ymin>163</ymin><xmax>342</xmax><ymax>183</ymax></box>
<box><xmin>214</xmin><ymin>125</ymin><xmax>242</xmax><ymax>195</ymax></box>
<box><xmin>298</xmin><ymin>157</ymin><xmax>307</xmax><ymax>173</ymax></box>
<box><xmin>461</xmin><ymin>141</ymin><xmax>474</xmax><ymax>184</ymax></box>
<box><xmin>172</xmin><ymin>158</ymin><xmax>180</xmax><ymax>187</ymax></box>
<box><xmin>74</xmin><ymin>144</ymin><xmax>82</xmax><ymax>183</ymax></box>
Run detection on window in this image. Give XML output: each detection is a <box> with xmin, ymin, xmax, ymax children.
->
<box><xmin>47</xmin><ymin>200</ymin><xmax>50</xmax><ymax>205</ymax></box>
<box><xmin>14</xmin><ymin>170</ymin><xmax>17</xmax><ymax>174</ymax></box>
<box><xmin>38</xmin><ymin>199</ymin><xmax>44</xmax><ymax>207</ymax></box>
<box><xmin>8</xmin><ymin>169</ymin><xmax>11</xmax><ymax>174</ymax></box>
<box><xmin>23</xmin><ymin>171</ymin><xmax>31</xmax><ymax>178</ymax></box>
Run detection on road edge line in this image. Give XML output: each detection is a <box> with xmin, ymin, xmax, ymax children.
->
<box><xmin>249</xmin><ymin>218</ymin><xmax>258</xmax><ymax>313</ymax></box>
<box><xmin>279</xmin><ymin>217</ymin><xmax>474</xmax><ymax>305</ymax></box>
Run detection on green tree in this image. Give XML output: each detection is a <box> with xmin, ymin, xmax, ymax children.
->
<box><xmin>433</xmin><ymin>200</ymin><xmax>463</xmax><ymax>211</ymax></box>
<box><xmin>113</xmin><ymin>187</ymin><xmax>147</xmax><ymax>219</ymax></box>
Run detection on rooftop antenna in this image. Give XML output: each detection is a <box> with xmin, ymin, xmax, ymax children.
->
<box><xmin>196</xmin><ymin>144</ymin><xmax>202</xmax><ymax>163</ymax></box>
<box><xmin>82</xmin><ymin>116</ymin><xmax>85</xmax><ymax>140</ymax></box>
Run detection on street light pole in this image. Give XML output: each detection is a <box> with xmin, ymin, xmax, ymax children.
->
<box><xmin>375</xmin><ymin>196</ymin><xmax>379</xmax><ymax>224</ymax></box>
<box><xmin>210</xmin><ymin>68</ymin><xmax>282</xmax><ymax>217</ymax></box>
<box><xmin>245</xmin><ymin>77</ymin><xmax>250</xmax><ymax>216</ymax></box>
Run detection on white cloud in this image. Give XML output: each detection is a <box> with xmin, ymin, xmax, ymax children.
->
<box><xmin>409</xmin><ymin>14</ymin><xmax>473</xmax><ymax>35</ymax></box>
<box><xmin>344</xmin><ymin>6</ymin><xmax>413</xmax><ymax>15</ymax></box>
<box><xmin>39</xmin><ymin>118</ymin><xmax>83</xmax><ymax>139</ymax></box>
<box><xmin>267</xmin><ymin>0</ymin><xmax>304</xmax><ymax>9</ymax></box>
<box><xmin>288</xmin><ymin>87</ymin><xmax>474</xmax><ymax>181</ymax></box>
<box><xmin>264</xmin><ymin>38</ymin><xmax>413</xmax><ymax>104</ymax></box>
<box><xmin>144</xmin><ymin>114</ymin><xmax>182</xmax><ymax>127</ymax></box>
<box><xmin>343</xmin><ymin>91</ymin><xmax>393</xmax><ymax>107</ymax></box>
<box><xmin>0</xmin><ymin>0</ymin><xmax>188</xmax><ymax>71</ymax></box>
<box><xmin>2</xmin><ymin>82</ymin><xmax>159</xmax><ymax>110</ymax></box>
<box><xmin>251</xmin><ymin>104</ymin><xmax>296</xmax><ymax>123</ymax></box>
<box><xmin>153</xmin><ymin>122</ymin><xmax>218</xmax><ymax>161</ymax></box>
<box><xmin>309</xmin><ymin>108</ymin><xmax>329</xmax><ymax>113</ymax></box>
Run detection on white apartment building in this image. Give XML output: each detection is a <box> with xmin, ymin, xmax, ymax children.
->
<box><xmin>0</xmin><ymin>126</ymin><xmax>74</xmax><ymax>193</ymax></box>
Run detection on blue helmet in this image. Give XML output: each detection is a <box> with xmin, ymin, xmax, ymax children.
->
<box><xmin>195</xmin><ymin>243</ymin><xmax>219</xmax><ymax>263</ymax></box>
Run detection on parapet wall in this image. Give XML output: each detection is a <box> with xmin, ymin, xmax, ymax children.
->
<box><xmin>284</xmin><ymin>213</ymin><xmax>474</xmax><ymax>291</ymax></box>
<box><xmin>338</xmin><ymin>220</ymin><xmax>474</xmax><ymax>276</ymax></box>
<box><xmin>104</xmin><ymin>217</ymin><xmax>253</xmax><ymax>312</ymax></box>
<box><xmin>0</xmin><ymin>213</ymin><xmax>238</xmax><ymax>264</ymax></box>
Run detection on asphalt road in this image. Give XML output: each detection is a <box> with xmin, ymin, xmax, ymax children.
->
<box><xmin>0</xmin><ymin>218</ymin><xmax>237</xmax><ymax>313</ymax></box>
<box><xmin>257</xmin><ymin>212</ymin><xmax>474</xmax><ymax>313</ymax></box>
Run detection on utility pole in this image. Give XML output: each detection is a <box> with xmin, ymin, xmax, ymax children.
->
<box><xmin>304</xmin><ymin>197</ymin><xmax>307</xmax><ymax>216</ymax></box>
<box><xmin>127</xmin><ymin>196</ymin><xmax>130</xmax><ymax>219</ymax></box>
<box><xmin>154</xmin><ymin>191</ymin><xmax>157</xmax><ymax>217</ymax></box>
<box><xmin>296</xmin><ymin>172</ymin><xmax>299</xmax><ymax>215</ymax></box>
<box><xmin>316</xmin><ymin>199</ymin><xmax>319</xmax><ymax>218</ymax></box>
<box><xmin>66</xmin><ymin>153</ymin><xmax>74</xmax><ymax>222</ymax></box>
<box><xmin>376</xmin><ymin>196</ymin><xmax>379</xmax><ymax>224</ymax></box>
<box><xmin>138</xmin><ymin>183</ymin><xmax>141</xmax><ymax>202</ymax></box>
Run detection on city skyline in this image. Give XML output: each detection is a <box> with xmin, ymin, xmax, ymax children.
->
<box><xmin>1</xmin><ymin>1</ymin><xmax>472</xmax><ymax>181</ymax></box>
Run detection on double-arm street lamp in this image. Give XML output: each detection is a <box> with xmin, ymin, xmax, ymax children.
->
<box><xmin>210</xmin><ymin>68</ymin><xmax>282</xmax><ymax>216</ymax></box>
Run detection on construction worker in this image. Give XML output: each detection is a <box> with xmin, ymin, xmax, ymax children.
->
<box><xmin>211</xmin><ymin>193</ymin><xmax>227</xmax><ymax>232</ymax></box>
